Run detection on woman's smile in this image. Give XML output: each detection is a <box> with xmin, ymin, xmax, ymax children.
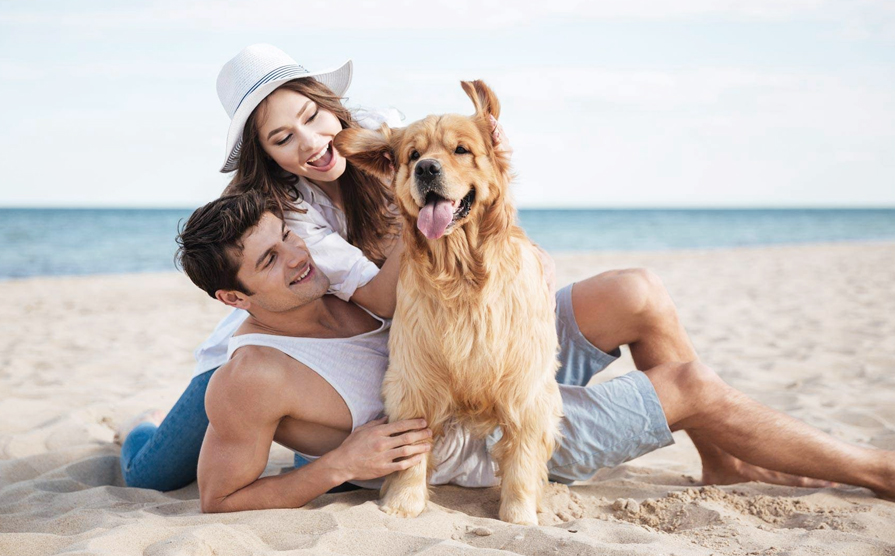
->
<box><xmin>306</xmin><ymin>141</ymin><xmax>336</xmax><ymax>172</ymax></box>
<box><xmin>257</xmin><ymin>88</ymin><xmax>346</xmax><ymax>181</ymax></box>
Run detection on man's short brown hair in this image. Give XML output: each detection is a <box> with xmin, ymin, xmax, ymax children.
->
<box><xmin>176</xmin><ymin>191</ymin><xmax>280</xmax><ymax>298</ymax></box>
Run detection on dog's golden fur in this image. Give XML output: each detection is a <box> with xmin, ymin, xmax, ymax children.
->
<box><xmin>334</xmin><ymin>81</ymin><xmax>562</xmax><ymax>525</ymax></box>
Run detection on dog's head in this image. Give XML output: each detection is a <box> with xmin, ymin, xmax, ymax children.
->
<box><xmin>335</xmin><ymin>80</ymin><xmax>511</xmax><ymax>241</ymax></box>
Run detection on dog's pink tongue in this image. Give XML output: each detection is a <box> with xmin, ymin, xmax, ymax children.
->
<box><xmin>417</xmin><ymin>198</ymin><xmax>454</xmax><ymax>240</ymax></box>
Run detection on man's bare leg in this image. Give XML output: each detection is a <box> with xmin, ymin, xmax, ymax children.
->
<box><xmin>646</xmin><ymin>360</ymin><xmax>895</xmax><ymax>498</ymax></box>
<box><xmin>570</xmin><ymin>269</ymin><xmax>831</xmax><ymax>487</ymax></box>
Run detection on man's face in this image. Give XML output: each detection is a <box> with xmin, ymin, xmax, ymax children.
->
<box><xmin>231</xmin><ymin>212</ymin><xmax>330</xmax><ymax>313</ymax></box>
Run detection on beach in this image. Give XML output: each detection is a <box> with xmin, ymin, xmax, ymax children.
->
<box><xmin>2</xmin><ymin>241</ymin><xmax>894</xmax><ymax>555</ymax></box>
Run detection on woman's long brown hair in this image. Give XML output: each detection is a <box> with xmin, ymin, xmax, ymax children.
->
<box><xmin>225</xmin><ymin>78</ymin><xmax>397</xmax><ymax>265</ymax></box>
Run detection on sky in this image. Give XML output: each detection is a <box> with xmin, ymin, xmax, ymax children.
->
<box><xmin>0</xmin><ymin>0</ymin><xmax>893</xmax><ymax>208</ymax></box>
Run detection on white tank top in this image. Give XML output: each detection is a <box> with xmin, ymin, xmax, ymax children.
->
<box><xmin>226</xmin><ymin>309</ymin><xmax>390</xmax><ymax>431</ymax></box>
<box><xmin>224</xmin><ymin>306</ymin><xmax>499</xmax><ymax>489</ymax></box>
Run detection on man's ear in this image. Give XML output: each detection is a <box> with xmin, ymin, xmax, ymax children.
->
<box><xmin>461</xmin><ymin>80</ymin><xmax>501</xmax><ymax>121</ymax></box>
<box><xmin>215</xmin><ymin>289</ymin><xmax>250</xmax><ymax>311</ymax></box>
<box><xmin>334</xmin><ymin>126</ymin><xmax>402</xmax><ymax>183</ymax></box>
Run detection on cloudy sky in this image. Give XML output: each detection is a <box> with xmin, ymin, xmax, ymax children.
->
<box><xmin>1</xmin><ymin>1</ymin><xmax>893</xmax><ymax>208</ymax></box>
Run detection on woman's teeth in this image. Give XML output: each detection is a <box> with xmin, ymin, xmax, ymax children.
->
<box><xmin>307</xmin><ymin>144</ymin><xmax>329</xmax><ymax>164</ymax></box>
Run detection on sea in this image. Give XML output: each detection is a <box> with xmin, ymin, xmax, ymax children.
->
<box><xmin>1</xmin><ymin>208</ymin><xmax>894</xmax><ymax>280</ymax></box>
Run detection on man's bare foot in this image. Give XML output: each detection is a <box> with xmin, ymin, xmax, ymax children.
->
<box><xmin>702</xmin><ymin>457</ymin><xmax>837</xmax><ymax>489</ymax></box>
<box><xmin>113</xmin><ymin>409</ymin><xmax>166</xmax><ymax>445</ymax></box>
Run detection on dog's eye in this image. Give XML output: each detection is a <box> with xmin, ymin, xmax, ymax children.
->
<box><xmin>410</xmin><ymin>150</ymin><xmax>420</xmax><ymax>161</ymax></box>
<box><xmin>455</xmin><ymin>146</ymin><xmax>468</xmax><ymax>154</ymax></box>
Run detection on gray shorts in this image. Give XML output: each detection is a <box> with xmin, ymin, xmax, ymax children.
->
<box><xmin>488</xmin><ymin>283</ymin><xmax>675</xmax><ymax>483</ymax></box>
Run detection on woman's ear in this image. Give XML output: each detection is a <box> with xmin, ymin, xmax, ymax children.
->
<box><xmin>334</xmin><ymin>126</ymin><xmax>401</xmax><ymax>182</ymax></box>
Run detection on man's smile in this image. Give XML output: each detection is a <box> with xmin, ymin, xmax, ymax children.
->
<box><xmin>289</xmin><ymin>263</ymin><xmax>314</xmax><ymax>285</ymax></box>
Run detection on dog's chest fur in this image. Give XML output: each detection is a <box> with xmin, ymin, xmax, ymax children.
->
<box><xmin>385</xmin><ymin>227</ymin><xmax>558</xmax><ymax>436</ymax></box>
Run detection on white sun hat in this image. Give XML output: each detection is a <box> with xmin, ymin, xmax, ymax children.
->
<box><xmin>216</xmin><ymin>43</ymin><xmax>353</xmax><ymax>173</ymax></box>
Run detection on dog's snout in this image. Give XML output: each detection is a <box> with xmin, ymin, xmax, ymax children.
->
<box><xmin>415</xmin><ymin>159</ymin><xmax>442</xmax><ymax>180</ymax></box>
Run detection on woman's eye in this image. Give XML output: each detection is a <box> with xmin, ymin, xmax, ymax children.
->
<box><xmin>307</xmin><ymin>109</ymin><xmax>318</xmax><ymax>123</ymax></box>
<box><xmin>410</xmin><ymin>150</ymin><xmax>420</xmax><ymax>161</ymax></box>
<box><xmin>455</xmin><ymin>146</ymin><xmax>468</xmax><ymax>154</ymax></box>
<box><xmin>276</xmin><ymin>134</ymin><xmax>292</xmax><ymax>146</ymax></box>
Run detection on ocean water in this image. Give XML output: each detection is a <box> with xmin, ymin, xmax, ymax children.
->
<box><xmin>1</xmin><ymin>208</ymin><xmax>894</xmax><ymax>280</ymax></box>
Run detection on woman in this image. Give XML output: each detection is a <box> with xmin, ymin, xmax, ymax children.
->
<box><xmin>118</xmin><ymin>44</ymin><xmax>512</xmax><ymax>490</ymax></box>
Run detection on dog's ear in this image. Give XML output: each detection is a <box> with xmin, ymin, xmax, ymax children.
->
<box><xmin>461</xmin><ymin>80</ymin><xmax>501</xmax><ymax>121</ymax></box>
<box><xmin>333</xmin><ymin>126</ymin><xmax>400</xmax><ymax>182</ymax></box>
<box><xmin>461</xmin><ymin>80</ymin><xmax>511</xmax><ymax>176</ymax></box>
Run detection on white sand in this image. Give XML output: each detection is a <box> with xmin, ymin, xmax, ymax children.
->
<box><xmin>1</xmin><ymin>242</ymin><xmax>894</xmax><ymax>555</ymax></box>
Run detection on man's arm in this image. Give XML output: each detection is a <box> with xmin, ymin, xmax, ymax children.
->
<box><xmin>198</xmin><ymin>420</ymin><xmax>346</xmax><ymax>513</ymax></box>
<box><xmin>198</xmin><ymin>352</ymin><xmax>431</xmax><ymax>513</ymax></box>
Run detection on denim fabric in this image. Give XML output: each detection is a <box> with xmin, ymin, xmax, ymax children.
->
<box><xmin>120</xmin><ymin>368</ymin><xmax>216</xmax><ymax>490</ymax></box>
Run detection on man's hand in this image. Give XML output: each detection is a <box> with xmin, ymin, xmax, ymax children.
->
<box><xmin>322</xmin><ymin>417</ymin><xmax>432</xmax><ymax>483</ymax></box>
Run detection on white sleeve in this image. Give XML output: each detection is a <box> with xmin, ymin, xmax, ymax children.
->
<box><xmin>283</xmin><ymin>209</ymin><xmax>380</xmax><ymax>301</ymax></box>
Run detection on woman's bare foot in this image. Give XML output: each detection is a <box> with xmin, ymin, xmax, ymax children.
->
<box><xmin>702</xmin><ymin>457</ymin><xmax>837</xmax><ymax>489</ymax></box>
<box><xmin>113</xmin><ymin>409</ymin><xmax>166</xmax><ymax>445</ymax></box>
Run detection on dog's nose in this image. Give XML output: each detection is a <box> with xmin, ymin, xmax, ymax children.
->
<box><xmin>415</xmin><ymin>159</ymin><xmax>441</xmax><ymax>179</ymax></box>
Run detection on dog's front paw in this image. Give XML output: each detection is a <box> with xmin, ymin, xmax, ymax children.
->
<box><xmin>380</xmin><ymin>485</ymin><xmax>427</xmax><ymax>518</ymax></box>
<box><xmin>499</xmin><ymin>497</ymin><xmax>538</xmax><ymax>526</ymax></box>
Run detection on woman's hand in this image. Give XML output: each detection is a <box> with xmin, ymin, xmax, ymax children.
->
<box><xmin>490</xmin><ymin>115</ymin><xmax>513</xmax><ymax>158</ymax></box>
<box><xmin>322</xmin><ymin>417</ymin><xmax>432</xmax><ymax>483</ymax></box>
<box><xmin>536</xmin><ymin>246</ymin><xmax>557</xmax><ymax>312</ymax></box>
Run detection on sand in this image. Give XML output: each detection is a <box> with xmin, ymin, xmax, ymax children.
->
<box><xmin>1</xmin><ymin>241</ymin><xmax>894</xmax><ymax>555</ymax></box>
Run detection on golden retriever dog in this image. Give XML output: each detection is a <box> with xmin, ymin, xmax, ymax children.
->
<box><xmin>334</xmin><ymin>80</ymin><xmax>562</xmax><ymax>525</ymax></box>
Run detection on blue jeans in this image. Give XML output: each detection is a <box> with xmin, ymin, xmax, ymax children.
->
<box><xmin>120</xmin><ymin>369</ymin><xmax>215</xmax><ymax>490</ymax></box>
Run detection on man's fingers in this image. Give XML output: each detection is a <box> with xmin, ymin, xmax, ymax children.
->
<box><xmin>387</xmin><ymin>441</ymin><xmax>431</xmax><ymax>460</ymax></box>
<box><xmin>387</xmin><ymin>428</ymin><xmax>432</xmax><ymax>448</ymax></box>
<box><xmin>382</xmin><ymin>418</ymin><xmax>428</xmax><ymax>436</ymax></box>
<box><xmin>392</xmin><ymin>453</ymin><xmax>426</xmax><ymax>471</ymax></box>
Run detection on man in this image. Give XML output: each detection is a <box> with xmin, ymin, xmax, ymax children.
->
<box><xmin>178</xmin><ymin>192</ymin><xmax>893</xmax><ymax>513</ymax></box>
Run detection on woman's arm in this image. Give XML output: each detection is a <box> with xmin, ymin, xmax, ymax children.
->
<box><xmin>349</xmin><ymin>237</ymin><xmax>403</xmax><ymax>318</ymax></box>
<box><xmin>283</xmin><ymin>210</ymin><xmax>380</xmax><ymax>302</ymax></box>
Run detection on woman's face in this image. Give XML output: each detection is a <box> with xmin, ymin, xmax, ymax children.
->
<box><xmin>255</xmin><ymin>87</ymin><xmax>347</xmax><ymax>183</ymax></box>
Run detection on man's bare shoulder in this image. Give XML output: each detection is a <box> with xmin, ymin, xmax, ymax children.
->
<box><xmin>205</xmin><ymin>345</ymin><xmax>310</xmax><ymax>428</ymax></box>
